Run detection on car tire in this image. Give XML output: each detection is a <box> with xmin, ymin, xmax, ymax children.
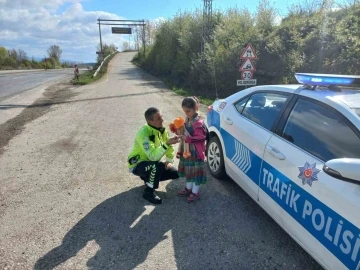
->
<box><xmin>206</xmin><ymin>136</ymin><xmax>226</xmax><ymax>179</ymax></box>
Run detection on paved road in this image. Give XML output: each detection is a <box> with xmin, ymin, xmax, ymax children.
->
<box><xmin>0</xmin><ymin>69</ymin><xmax>75</xmax><ymax>100</ymax></box>
<box><xmin>0</xmin><ymin>52</ymin><xmax>323</xmax><ymax>270</ymax></box>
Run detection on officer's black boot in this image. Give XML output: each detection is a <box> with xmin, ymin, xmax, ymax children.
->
<box><xmin>142</xmin><ymin>186</ymin><xmax>162</xmax><ymax>204</ymax></box>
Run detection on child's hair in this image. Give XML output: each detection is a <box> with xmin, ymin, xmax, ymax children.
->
<box><xmin>182</xmin><ymin>96</ymin><xmax>199</xmax><ymax>110</ymax></box>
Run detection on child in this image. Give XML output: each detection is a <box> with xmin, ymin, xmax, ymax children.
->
<box><xmin>74</xmin><ymin>64</ymin><xmax>80</xmax><ymax>80</ymax></box>
<box><xmin>177</xmin><ymin>96</ymin><xmax>207</xmax><ymax>202</ymax></box>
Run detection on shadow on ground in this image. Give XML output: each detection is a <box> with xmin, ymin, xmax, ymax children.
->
<box><xmin>34</xmin><ymin>178</ymin><xmax>321</xmax><ymax>270</ymax></box>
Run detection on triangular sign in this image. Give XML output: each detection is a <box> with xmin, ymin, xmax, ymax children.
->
<box><xmin>240</xmin><ymin>59</ymin><xmax>256</xmax><ymax>71</ymax></box>
<box><xmin>240</xmin><ymin>44</ymin><xmax>257</xmax><ymax>59</ymax></box>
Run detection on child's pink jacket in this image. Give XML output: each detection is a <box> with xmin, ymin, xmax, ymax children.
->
<box><xmin>185</xmin><ymin>119</ymin><xmax>207</xmax><ymax>161</ymax></box>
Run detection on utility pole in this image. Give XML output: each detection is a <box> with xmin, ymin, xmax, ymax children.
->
<box><xmin>129</xmin><ymin>26</ymin><xmax>131</xmax><ymax>49</ymax></box>
<box><xmin>201</xmin><ymin>0</ymin><xmax>213</xmax><ymax>54</ymax></box>
<box><xmin>142</xmin><ymin>19</ymin><xmax>146</xmax><ymax>55</ymax></box>
<box><xmin>98</xmin><ymin>19</ymin><xmax>103</xmax><ymax>53</ymax></box>
<box><xmin>136</xmin><ymin>29</ymin><xmax>139</xmax><ymax>50</ymax></box>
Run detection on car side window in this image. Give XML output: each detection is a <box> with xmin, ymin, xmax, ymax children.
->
<box><xmin>282</xmin><ymin>99</ymin><xmax>360</xmax><ymax>161</ymax></box>
<box><xmin>239</xmin><ymin>92</ymin><xmax>288</xmax><ymax>131</ymax></box>
<box><xmin>234</xmin><ymin>97</ymin><xmax>249</xmax><ymax>114</ymax></box>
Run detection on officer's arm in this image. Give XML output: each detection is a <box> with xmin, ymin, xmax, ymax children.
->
<box><xmin>164</xmin><ymin>131</ymin><xmax>174</xmax><ymax>163</ymax></box>
<box><xmin>136</xmin><ymin>133</ymin><xmax>169</xmax><ymax>161</ymax></box>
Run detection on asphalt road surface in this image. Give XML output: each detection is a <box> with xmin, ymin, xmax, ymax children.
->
<box><xmin>0</xmin><ymin>69</ymin><xmax>76</xmax><ymax>100</ymax></box>
<box><xmin>0</xmin><ymin>52</ymin><xmax>323</xmax><ymax>270</ymax></box>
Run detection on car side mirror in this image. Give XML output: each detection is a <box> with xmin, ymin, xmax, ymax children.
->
<box><xmin>323</xmin><ymin>158</ymin><xmax>360</xmax><ymax>184</ymax></box>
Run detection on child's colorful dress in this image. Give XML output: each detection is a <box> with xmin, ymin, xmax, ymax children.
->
<box><xmin>178</xmin><ymin>114</ymin><xmax>207</xmax><ymax>185</ymax></box>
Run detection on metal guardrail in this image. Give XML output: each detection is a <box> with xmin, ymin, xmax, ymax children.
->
<box><xmin>93</xmin><ymin>52</ymin><xmax>116</xmax><ymax>78</ymax></box>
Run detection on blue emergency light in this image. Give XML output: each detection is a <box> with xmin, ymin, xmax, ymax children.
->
<box><xmin>295</xmin><ymin>73</ymin><xmax>360</xmax><ymax>86</ymax></box>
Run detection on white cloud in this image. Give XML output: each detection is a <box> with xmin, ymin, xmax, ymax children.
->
<box><xmin>1</xmin><ymin>0</ymin><xmax>79</xmax><ymax>12</ymax></box>
<box><xmin>152</xmin><ymin>17</ymin><xmax>167</xmax><ymax>24</ymax></box>
<box><xmin>0</xmin><ymin>1</ymin><xmax>129</xmax><ymax>62</ymax></box>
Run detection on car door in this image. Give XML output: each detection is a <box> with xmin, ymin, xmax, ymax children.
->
<box><xmin>260</xmin><ymin>96</ymin><xmax>360</xmax><ymax>270</ymax></box>
<box><xmin>220</xmin><ymin>91</ymin><xmax>290</xmax><ymax>200</ymax></box>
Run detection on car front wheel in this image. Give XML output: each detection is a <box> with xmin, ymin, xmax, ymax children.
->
<box><xmin>206</xmin><ymin>136</ymin><xmax>226</xmax><ymax>179</ymax></box>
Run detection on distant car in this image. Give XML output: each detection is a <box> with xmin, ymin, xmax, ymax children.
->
<box><xmin>205</xmin><ymin>73</ymin><xmax>360</xmax><ymax>270</ymax></box>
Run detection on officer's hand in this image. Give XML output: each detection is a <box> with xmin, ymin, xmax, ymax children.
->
<box><xmin>164</xmin><ymin>162</ymin><xmax>173</xmax><ymax>170</ymax></box>
<box><xmin>167</xmin><ymin>136</ymin><xmax>180</xmax><ymax>145</ymax></box>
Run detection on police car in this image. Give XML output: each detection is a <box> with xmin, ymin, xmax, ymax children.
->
<box><xmin>205</xmin><ymin>73</ymin><xmax>360</xmax><ymax>270</ymax></box>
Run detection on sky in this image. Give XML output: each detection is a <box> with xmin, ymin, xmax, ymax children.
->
<box><xmin>0</xmin><ymin>0</ymin><xmax>300</xmax><ymax>63</ymax></box>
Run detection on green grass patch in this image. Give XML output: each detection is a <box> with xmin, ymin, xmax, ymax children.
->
<box><xmin>199</xmin><ymin>97</ymin><xmax>215</xmax><ymax>106</ymax></box>
<box><xmin>172</xmin><ymin>86</ymin><xmax>189</xmax><ymax>96</ymax></box>
<box><xmin>171</xmin><ymin>86</ymin><xmax>215</xmax><ymax>106</ymax></box>
<box><xmin>71</xmin><ymin>70</ymin><xmax>98</xmax><ymax>85</ymax></box>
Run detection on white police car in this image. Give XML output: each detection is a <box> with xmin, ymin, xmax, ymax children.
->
<box><xmin>205</xmin><ymin>73</ymin><xmax>360</xmax><ymax>270</ymax></box>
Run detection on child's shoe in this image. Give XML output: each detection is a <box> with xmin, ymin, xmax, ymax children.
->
<box><xmin>178</xmin><ymin>188</ymin><xmax>191</xmax><ymax>196</ymax></box>
<box><xmin>187</xmin><ymin>192</ymin><xmax>200</xmax><ymax>202</ymax></box>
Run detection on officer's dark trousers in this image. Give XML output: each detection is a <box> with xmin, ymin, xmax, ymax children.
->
<box><xmin>132</xmin><ymin>161</ymin><xmax>179</xmax><ymax>189</ymax></box>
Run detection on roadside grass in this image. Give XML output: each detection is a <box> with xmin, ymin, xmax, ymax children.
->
<box><xmin>132</xmin><ymin>61</ymin><xmax>215</xmax><ymax>106</ymax></box>
<box><xmin>71</xmin><ymin>71</ymin><xmax>96</xmax><ymax>85</ymax></box>
<box><xmin>132</xmin><ymin>57</ymin><xmax>215</xmax><ymax>106</ymax></box>
<box><xmin>169</xmin><ymin>85</ymin><xmax>215</xmax><ymax>106</ymax></box>
<box><xmin>71</xmin><ymin>52</ymin><xmax>117</xmax><ymax>85</ymax></box>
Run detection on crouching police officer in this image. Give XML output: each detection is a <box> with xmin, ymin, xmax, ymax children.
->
<box><xmin>128</xmin><ymin>107</ymin><xmax>181</xmax><ymax>204</ymax></box>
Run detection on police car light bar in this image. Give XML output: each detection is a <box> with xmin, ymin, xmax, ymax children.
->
<box><xmin>295</xmin><ymin>73</ymin><xmax>360</xmax><ymax>86</ymax></box>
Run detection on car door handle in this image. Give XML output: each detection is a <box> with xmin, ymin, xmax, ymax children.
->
<box><xmin>266</xmin><ymin>145</ymin><xmax>286</xmax><ymax>160</ymax></box>
<box><xmin>224</xmin><ymin>117</ymin><xmax>233</xmax><ymax>125</ymax></box>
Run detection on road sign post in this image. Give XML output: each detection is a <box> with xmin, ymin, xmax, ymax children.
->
<box><xmin>239</xmin><ymin>59</ymin><xmax>256</xmax><ymax>71</ymax></box>
<box><xmin>238</xmin><ymin>43</ymin><xmax>258</xmax><ymax>87</ymax></box>
<box><xmin>97</xmin><ymin>19</ymin><xmax>146</xmax><ymax>54</ymax></box>
<box><xmin>240</xmin><ymin>44</ymin><xmax>257</xmax><ymax>59</ymax></box>
<box><xmin>237</xmin><ymin>79</ymin><xmax>257</xmax><ymax>86</ymax></box>
<box><xmin>241</xmin><ymin>70</ymin><xmax>253</xmax><ymax>80</ymax></box>
<box><xmin>111</xmin><ymin>27</ymin><xmax>132</xmax><ymax>34</ymax></box>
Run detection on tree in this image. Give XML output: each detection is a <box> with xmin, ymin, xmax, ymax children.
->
<box><xmin>8</xmin><ymin>49</ymin><xmax>18</xmax><ymax>61</ymax></box>
<box><xmin>96</xmin><ymin>43</ymin><xmax>116</xmax><ymax>62</ymax></box>
<box><xmin>122</xmin><ymin>41</ymin><xmax>130</xmax><ymax>51</ymax></box>
<box><xmin>133</xmin><ymin>26</ymin><xmax>143</xmax><ymax>50</ymax></box>
<box><xmin>17</xmin><ymin>49</ymin><xmax>28</xmax><ymax>63</ymax></box>
<box><xmin>255</xmin><ymin>0</ymin><xmax>279</xmax><ymax>37</ymax></box>
<box><xmin>134</xmin><ymin>2</ymin><xmax>360</xmax><ymax>98</ymax></box>
<box><xmin>47</xmin><ymin>45</ymin><xmax>62</xmax><ymax>61</ymax></box>
<box><xmin>131</xmin><ymin>20</ymin><xmax>165</xmax><ymax>52</ymax></box>
<box><xmin>97</xmin><ymin>43</ymin><xmax>116</xmax><ymax>55</ymax></box>
<box><xmin>337</xmin><ymin>0</ymin><xmax>360</xmax><ymax>9</ymax></box>
<box><xmin>0</xmin><ymin>47</ymin><xmax>7</xmax><ymax>59</ymax></box>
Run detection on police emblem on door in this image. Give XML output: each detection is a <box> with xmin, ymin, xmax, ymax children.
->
<box><xmin>298</xmin><ymin>162</ymin><xmax>321</xmax><ymax>187</ymax></box>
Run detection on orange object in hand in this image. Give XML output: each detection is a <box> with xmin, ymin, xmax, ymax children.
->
<box><xmin>169</xmin><ymin>123</ymin><xmax>176</xmax><ymax>133</ymax></box>
<box><xmin>183</xmin><ymin>151</ymin><xmax>191</xmax><ymax>158</ymax></box>
<box><xmin>173</xmin><ymin>117</ymin><xmax>185</xmax><ymax>129</ymax></box>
